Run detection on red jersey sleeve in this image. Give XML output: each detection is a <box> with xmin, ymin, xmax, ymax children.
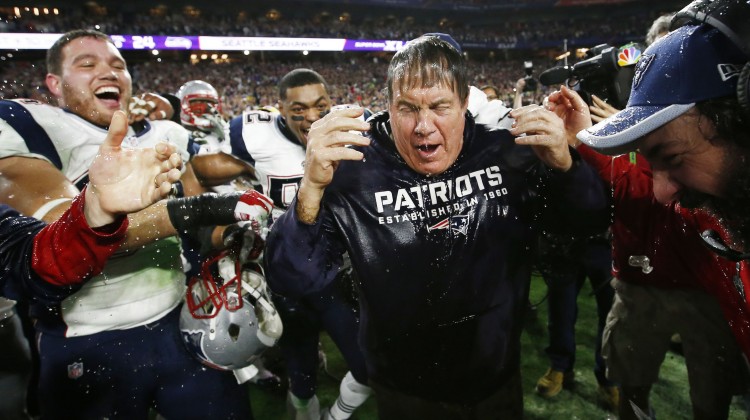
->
<box><xmin>31</xmin><ymin>188</ymin><xmax>128</xmax><ymax>286</ymax></box>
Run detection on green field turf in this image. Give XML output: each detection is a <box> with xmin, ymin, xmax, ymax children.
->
<box><xmin>249</xmin><ymin>275</ymin><xmax>748</xmax><ymax>419</ymax></box>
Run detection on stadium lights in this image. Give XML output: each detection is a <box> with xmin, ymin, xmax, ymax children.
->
<box><xmin>244</xmin><ymin>50</ymin><xmax>250</xmax><ymax>55</ymax></box>
<box><xmin>152</xmin><ymin>50</ymin><xmax>159</xmax><ymax>55</ymax></box>
<box><xmin>303</xmin><ymin>50</ymin><xmax>309</xmax><ymax>56</ymax></box>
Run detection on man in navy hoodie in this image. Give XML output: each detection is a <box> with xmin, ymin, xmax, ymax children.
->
<box><xmin>266</xmin><ymin>35</ymin><xmax>607</xmax><ymax>416</ymax></box>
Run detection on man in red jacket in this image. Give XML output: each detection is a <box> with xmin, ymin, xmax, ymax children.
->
<box><xmin>533</xmin><ymin>73</ymin><xmax>750</xmax><ymax>419</ymax></box>
<box><xmin>578</xmin><ymin>23</ymin><xmax>750</xmax><ymax>254</ymax></box>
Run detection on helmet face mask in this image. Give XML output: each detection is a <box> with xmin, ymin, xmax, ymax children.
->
<box><xmin>180</xmin><ymin>250</ymin><xmax>282</xmax><ymax>371</ymax></box>
<box><xmin>185</xmin><ymin>253</ymin><xmax>244</xmax><ymax>319</ymax></box>
<box><xmin>186</xmin><ymin>98</ymin><xmax>218</xmax><ymax>118</ymax></box>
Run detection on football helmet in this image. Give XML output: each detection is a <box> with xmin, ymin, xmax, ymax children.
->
<box><xmin>175</xmin><ymin>80</ymin><xmax>223</xmax><ymax>131</ymax></box>
<box><xmin>180</xmin><ymin>250</ymin><xmax>282</xmax><ymax>371</ymax></box>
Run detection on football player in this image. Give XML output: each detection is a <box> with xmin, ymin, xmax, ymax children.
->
<box><xmin>191</xmin><ymin>69</ymin><xmax>372</xmax><ymax>420</ymax></box>
<box><xmin>0</xmin><ymin>111</ymin><xmax>182</xmax><ymax>420</ymax></box>
<box><xmin>0</xmin><ymin>29</ymin><xmax>273</xmax><ymax>419</ymax></box>
<box><xmin>173</xmin><ymin>79</ymin><xmax>284</xmax><ymax>392</ymax></box>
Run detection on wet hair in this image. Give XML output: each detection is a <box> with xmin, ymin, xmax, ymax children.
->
<box><xmin>646</xmin><ymin>14</ymin><xmax>674</xmax><ymax>46</ymax></box>
<box><xmin>278</xmin><ymin>68</ymin><xmax>329</xmax><ymax>100</ymax></box>
<box><xmin>696</xmin><ymin>96</ymin><xmax>750</xmax><ymax>149</ymax></box>
<box><xmin>46</xmin><ymin>29</ymin><xmax>113</xmax><ymax>75</ymax></box>
<box><xmin>386</xmin><ymin>35</ymin><xmax>469</xmax><ymax>105</ymax></box>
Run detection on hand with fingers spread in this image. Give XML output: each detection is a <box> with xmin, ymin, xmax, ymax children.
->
<box><xmin>296</xmin><ymin>106</ymin><xmax>371</xmax><ymax>224</ymax></box>
<box><xmin>509</xmin><ymin>104</ymin><xmax>572</xmax><ymax>172</ymax></box>
<box><xmin>86</xmin><ymin>110</ymin><xmax>183</xmax><ymax>227</ymax></box>
<box><xmin>128</xmin><ymin>92</ymin><xmax>174</xmax><ymax>124</ymax></box>
<box><xmin>589</xmin><ymin>94</ymin><xmax>620</xmax><ymax>123</ymax></box>
<box><xmin>545</xmin><ymin>85</ymin><xmax>594</xmax><ymax>148</ymax></box>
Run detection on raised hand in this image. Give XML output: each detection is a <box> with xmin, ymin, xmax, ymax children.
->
<box><xmin>85</xmin><ymin>110</ymin><xmax>183</xmax><ymax>226</ymax></box>
<box><xmin>303</xmin><ymin>106</ymin><xmax>370</xmax><ymax>190</ymax></box>
<box><xmin>128</xmin><ymin>92</ymin><xmax>174</xmax><ymax>124</ymax></box>
<box><xmin>509</xmin><ymin>104</ymin><xmax>572</xmax><ymax>172</ymax></box>
<box><xmin>545</xmin><ymin>86</ymin><xmax>594</xmax><ymax>148</ymax></box>
<box><xmin>589</xmin><ymin>94</ymin><xmax>620</xmax><ymax>123</ymax></box>
<box><xmin>296</xmin><ymin>106</ymin><xmax>370</xmax><ymax>223</ymax></box>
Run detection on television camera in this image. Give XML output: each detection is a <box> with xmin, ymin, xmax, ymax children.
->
<box><xmin>538</xmin><ymin>42</ymin><xmax>644</xmax><ymax>109</ymax></box>
<box><xmin>522</xmin><ymin>60</ymin><xmax>538</xmax><ymax>92</ymax></box>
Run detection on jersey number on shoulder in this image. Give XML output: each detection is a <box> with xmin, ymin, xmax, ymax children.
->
<box><xmin>268</xmin><ymin>175</ymin><xmax>303</xmax><ymax>209</ymax></box>
<box><xmin>244</xmin><ymin>112</ymin><xmax>273</xmax><ymax>125</ymax></box>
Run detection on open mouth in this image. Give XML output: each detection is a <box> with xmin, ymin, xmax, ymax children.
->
<box><xmin>416</xmin><ymin>144</ymin><xmax>439</xmax><ymax>156</ymax></box>
<box><xmin>94</xmin><ymin>86</ymin><xmax>121</xmax><ymax>106</ymax></box>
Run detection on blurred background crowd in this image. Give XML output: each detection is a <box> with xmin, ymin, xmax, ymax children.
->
<box><xmin>1</xmin><ymin>0</ymin><xmax>682</xmax><ymax>114</ymax></box>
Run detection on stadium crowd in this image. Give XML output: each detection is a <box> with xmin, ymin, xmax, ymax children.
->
<box><xmin>2</xmin><ymin>5</ymin><xmax>668</xmax><ymax>48</ymax></box>
<box><xmin>1</xmin><ymin>56</ymin><xmax>547</xmax><ymax>114</ymax></box>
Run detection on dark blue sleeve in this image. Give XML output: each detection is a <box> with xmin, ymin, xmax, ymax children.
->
<box><xmin>228</xmin><ymin>115</ymin><xmax>255</xmax><ymax>166</ymax></box>
<box><xmin>0</xmin><ymin>100</ymin><xmax>62</xmax><ymax>169</ymax></box>
<box><xmin>265</xmin><ymin>199</ymin><xmax>345</xmax><ymax>299</ymax></box>
<box><xmin>537</xmin><ymin>147</ymin><xmax>610</xmax><ymax>235</ymax></box>
<box><xmin>0</xmin><ymin>205</ymin><xmax>82</xmax><ymax>304</ymax></box>
<box><xmin>187</xmin><ymin>133</ymin><xmax>201</xmax><ymax>157</ymax></box>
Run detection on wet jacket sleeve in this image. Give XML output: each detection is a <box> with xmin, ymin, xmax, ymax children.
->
<box><xmin>536</xmin><ymin>146</ymin><xmax>610</xmax><ymax>235</ymax></box>
<box><xmin>265</xmin><ymin>199</ymin><xmax>345</xmax><ymax>299</ymax></box>
<box><xmin>1</xmin><ymin>191</ymin><xmax>128</xmax><ymax>304</ymax></box>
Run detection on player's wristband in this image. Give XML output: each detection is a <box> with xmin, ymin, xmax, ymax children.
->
<box><xmin>166</xmin><ymin>190</ymin><xmax>273</xmax><ymax>233</ymax></box>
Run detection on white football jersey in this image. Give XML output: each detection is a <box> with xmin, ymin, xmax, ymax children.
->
<box><xmin>467</xmin><ymin>86</ymin><xmax>514</xmax><ymax>130</ymax></box>
<box><xmin>192</xmin><ymin>130</ymin><xmax>224</xmax><ymax>155</ymax></box>
<box><xmin>0</xmin><ymin>99</ymin><xmax>190</xmax><ymax>336</ymax></box>
<box><xmin>225</xmin><ymin>110</ymin><xmax>305</xmax><ymax>221</ymax></box>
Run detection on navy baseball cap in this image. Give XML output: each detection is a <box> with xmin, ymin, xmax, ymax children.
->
<box><xmin>577</xmin><ymin>24</ymin><xmax>747</xmax><ymax>155</ymax></box>
<box><xmin>422</xmin><ymin>33</ymin><xmax>462</xmax><ymax>53</ymax></box>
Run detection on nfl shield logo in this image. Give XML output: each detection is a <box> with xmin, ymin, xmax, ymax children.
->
<box><xmin>67</xmin><ymin>362</ymin><xmax>84</xmax><ymax>379</ymax></box>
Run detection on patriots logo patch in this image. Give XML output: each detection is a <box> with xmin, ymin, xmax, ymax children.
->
<box><xmin>67</xmin><ymin>362</ymin><xmax>84</xmax><ymax>379</ymax></box>
<box><xmin>631</xmin><ymin>53</ymin><xmax>655</xmax><ymax>90</ymax></box>
<box><xmin>427</xmin><ymin>214</ymin><xmax>470</xmax><ymax>235</ymax></box>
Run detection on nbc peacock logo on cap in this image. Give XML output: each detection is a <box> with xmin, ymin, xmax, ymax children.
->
<box><xmin>617</xmin><ymin>45</ymin><xmax>642</xmax><ymax>67</ymax></box>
